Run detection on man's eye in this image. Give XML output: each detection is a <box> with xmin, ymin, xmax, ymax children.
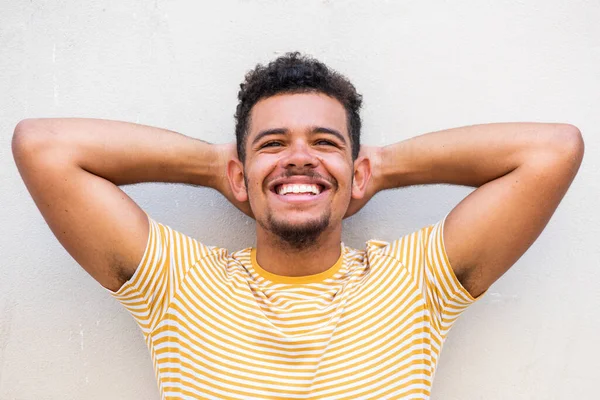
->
<box><xmin>316</xmin><ymin>139</ymin><xmax>336</xmax><ymax>146</ymax></box>
<box><xmin>262</xmin><ymin>141</ymin><xmax>282</xmax><ymax>148</ymax></box>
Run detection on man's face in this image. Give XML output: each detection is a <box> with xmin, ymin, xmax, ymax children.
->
<box><xmin>239</xmin><ymin>92</ymin><xmax>355</xmax><ymax>247</ymax></box>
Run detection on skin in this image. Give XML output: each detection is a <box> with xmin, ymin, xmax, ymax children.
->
<box><xmin>12</xmin><ymin>95</ymin><xmax>584</xmax><ymax>298</ymax></box>
<box><xmin>223</xmin><ymin>93</ymin><xmax>585</xmax><ymax>298</ymax></box>
<box><xmin>226</xmin><ymin>92</ymin><xmax>371</xmax><ymax>277</ymax></box>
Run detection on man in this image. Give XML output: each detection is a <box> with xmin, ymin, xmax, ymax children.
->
<box><xmin>12</xmin><ymin>52</ymin><xmax>584</xmax><ymax>399</ymax></box>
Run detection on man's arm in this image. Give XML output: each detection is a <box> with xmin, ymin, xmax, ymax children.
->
<box><xmin>351</xmin><ymin>122</ymin><xmax>584</xmax><ymax>298</ymax></box>
<box><xmin>11</xmin><ymin>118</ymin><xmax>243</xmax><ymax>291</ymax></box>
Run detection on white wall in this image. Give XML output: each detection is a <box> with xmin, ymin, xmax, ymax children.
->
<box><xmin>2</xmin><ymin>1</ymin><xmax>598</xmax><ymax>398</ymax></box>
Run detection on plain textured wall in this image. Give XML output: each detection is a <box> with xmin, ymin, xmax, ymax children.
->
<box><xmin>1</xmin><ymin>1</ymin><xmax>599</xmax><ymax>399</ymax></box>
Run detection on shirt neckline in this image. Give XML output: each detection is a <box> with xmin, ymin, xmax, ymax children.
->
<box><xmin>250</xmin><ymin>244</ymin><xmax>345</xmax><ymax>284</ymax></box>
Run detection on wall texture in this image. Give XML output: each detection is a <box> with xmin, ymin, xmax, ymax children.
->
<box><xmin>1</xmin><ymin>0</ymin><xmax>599</xmax><ymax>399</ymax></box>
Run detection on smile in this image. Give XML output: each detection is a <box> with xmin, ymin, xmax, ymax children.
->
<box><xmin>276</xmin><ymin>183</ymin><xmax>322</xmax><ymax>195</ymax></box>
<box><xmin>270</xmin><ymin>183</ymin><xmax>329</xmax><ymax>203</ymax></box>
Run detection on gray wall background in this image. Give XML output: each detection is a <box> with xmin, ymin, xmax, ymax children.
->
<box><xmin>2</xmin><ymin>1</ymin><xmax>599</xmax><ymax>399</ymax></box>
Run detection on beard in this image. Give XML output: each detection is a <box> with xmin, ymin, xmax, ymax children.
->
<box><xmin>246</xmin><ymin>166</ymin><xmax>341</xmax><ymax>250</ymax></box>
<box><xmin>260</xmin><ymin>208</ymin><xmax>331</xmax><ymax>251</ymax></box>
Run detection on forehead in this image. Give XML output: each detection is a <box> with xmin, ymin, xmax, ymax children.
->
<box><xmin>248</xmin><ymin>92</ymin><xmax>348</xmax><ymax>141</ymax></box>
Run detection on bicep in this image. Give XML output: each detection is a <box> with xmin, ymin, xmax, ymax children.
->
<box><xmin>13</xmin><ymin>131</ymin><xmax>149</xmax><ymax>292</ymax></box>
<box><xmin>444</xmin><ymin>142</ymin><xmax>584</xmax><ymax>298</ymax></box>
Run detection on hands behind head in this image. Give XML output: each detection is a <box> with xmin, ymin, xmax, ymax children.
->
<box><xmin>214</xmin><ymin>143</ymin><xmax>382</xmax><ymax>220</ymax></box>
<box><xmin>344</xmin><ymin>145</ymin><xmax>382</xmax><ymax>219</ymax></box>
<box><xmin>214</xmin><ymin>143</ymin><xmax>255</xmax><ymax>219</ymax></box>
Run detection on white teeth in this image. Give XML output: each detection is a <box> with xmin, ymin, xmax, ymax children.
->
<box><xmin>276</xmin><ymin>184</ymin><xmax>322</xmax><ymax>195</ymax></box>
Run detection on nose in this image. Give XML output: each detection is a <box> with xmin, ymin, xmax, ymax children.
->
<box><xmin>280</xmin><ymin>140</ymin><xmax>320</xmax><ymax>169</ymax></box>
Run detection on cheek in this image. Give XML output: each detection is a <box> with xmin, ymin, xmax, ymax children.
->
<box><xmin>329</xmin><ymin>160</ymin><xmax>354</xmax><ymax>188</ymax></box>
<box><xmin>246</xmin><ymin>156</ymin><xmax>275</xmax><ymax>183</ymax></box>
<box><xmin>243</xmin><ymin>166</ymin><xmax>268</xmax><ymax>196</ymax></box>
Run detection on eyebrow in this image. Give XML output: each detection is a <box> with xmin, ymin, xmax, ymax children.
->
<box><xmin>251</xmin><ymin>126</ymin><xmax>348</xmax><ymax>146</ymax></box>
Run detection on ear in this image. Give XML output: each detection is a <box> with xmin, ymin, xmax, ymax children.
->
<box><xmin>351</xmin><ymin>155</ymin><xmax>372</xmax><ymax>199</ymax></box>
<box><xmin>227</xmin><ymin>158</ymin><xmax>248</xmax><ymax>202</ymax></box>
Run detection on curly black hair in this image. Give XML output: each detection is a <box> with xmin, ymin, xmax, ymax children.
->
<box><xmin>234</xmin><ymin>51</ymin><xmax>363</xmax><ymax>164</ymax></box>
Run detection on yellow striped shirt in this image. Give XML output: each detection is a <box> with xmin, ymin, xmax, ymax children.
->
<box><xmin>107</xmin><ymin>212</ymin><xmax>481</xmax><ymax>399</ymax></box>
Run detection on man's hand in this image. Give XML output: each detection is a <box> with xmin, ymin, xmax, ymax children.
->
<box><xmin>344</xmin><ymin>145</ymin><xmax>383</xmax><ymax>218</ymax></box>
<box><xmin>213</xmin><ymin>143</ymin><xmax>254</xmax><ymax>219</ymax></box>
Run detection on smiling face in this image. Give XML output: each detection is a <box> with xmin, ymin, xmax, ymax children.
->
<box><xmin>227</xmin><ymin>92</ymin><xmax>370</xmax><ymax>249</ymax></box>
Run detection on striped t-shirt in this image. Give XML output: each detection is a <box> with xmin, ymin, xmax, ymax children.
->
<box><xmin>107</xmin><ymin>212</ymin><xmax>481</xmax><ymax>399</ymax></box>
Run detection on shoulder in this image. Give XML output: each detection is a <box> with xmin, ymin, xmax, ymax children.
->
<box><xmin>364</xmin><ymin>222</ymin><xmax>437</xmax><ymax>260</ymax></box>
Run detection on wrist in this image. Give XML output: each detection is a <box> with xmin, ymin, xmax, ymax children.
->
<box><xmin>370</xmin><ymin>145</ymin><xmax>388</xmax><ymax>192</ymax></box>
<box><xmin>377</xmin><ymin>144</ymin><xmax>409</xmax><ymax>191</ymax></box>
<box><xmin>207</xmin><ymin>143</ymin><xmax>232</xmax><ymax>192</ymax></box>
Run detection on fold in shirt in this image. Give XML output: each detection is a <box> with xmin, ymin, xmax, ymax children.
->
<box><xmin>106</xmin><ymin>212</ymin><xmax>483</xmax><ymax>400</ymax></box>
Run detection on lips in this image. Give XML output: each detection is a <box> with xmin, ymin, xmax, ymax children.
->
<box><xmin>267</xmin><ymin>174</ymin><xmax>335</xmax><ymax>204</ymax></box>
<box><xmin>269</xmin><ymin>186</ymin><xmax>329</xmax><ymax>204</ymax></box>
<box><xmin>268</xmin><ymin>175</ymin><xmax>334</xmax><ymax>193</ymax></box>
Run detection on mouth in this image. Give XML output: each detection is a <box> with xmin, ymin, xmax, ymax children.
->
<box><xmin>269</xmin><ymin>183</ymin><xmax>330</xmax><ymax>203</ymax></box>
<box><xmin>274</xmin><ymin>183</ymin><xmax>323</xmax><ymax>195</ymax></box>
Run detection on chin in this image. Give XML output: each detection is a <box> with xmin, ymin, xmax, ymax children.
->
<box><xmin>263</xmin><ymin>210</ymin><xmax>332</xmax><ymax>249</ymax></box>
<box><xmin>271</xmin><ymin>215</ymin><xmax>327</xmax><ymax>230</ymax></box>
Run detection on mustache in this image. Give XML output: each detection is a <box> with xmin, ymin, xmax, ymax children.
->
<box><xmin>267</xmin><ymin>168</ymin><xmax>338</xmax><ymax>190</ymax></box>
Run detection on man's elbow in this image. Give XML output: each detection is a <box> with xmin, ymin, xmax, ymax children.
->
<box><xmin>13</xmin><ymin>118</ymin><xmax>45</xmax><ymax>145</ymax></box>
<box><xmin>551</xmin><ymin>123</ymin><xmax>585</xmax><ymax>164</ymax></box>
<box><xmin>12</xmin><ymin>118</ymin><xmax>55</xmax><ymax>156</ymax></box>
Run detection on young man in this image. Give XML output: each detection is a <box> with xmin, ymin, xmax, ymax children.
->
<box><xmin>12</xmin><ymin>52</ymin><xmax>584</xmax><ymax>399</ymax></box>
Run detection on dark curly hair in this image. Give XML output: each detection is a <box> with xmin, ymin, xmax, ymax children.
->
<box><xmin>234</xmin><ymin>51</ymin><xmax>363</xmax><ymax>164</ymax></box>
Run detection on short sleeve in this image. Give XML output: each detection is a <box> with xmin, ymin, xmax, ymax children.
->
<box><xmin>383</xmin><ymin>214</ymin><xmax>485</xmax><ymax>336</ymax></box>
<box><xmin>105</xmin><ymin>212</ymin><xmax>215</xmax><ymax>337</ymax></box>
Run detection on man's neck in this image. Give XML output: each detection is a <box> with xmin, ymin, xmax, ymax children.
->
<box><xmin>254</xmin><ymin>225</ymin><xmax>343</xmax><ymax>277</ymax></box>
